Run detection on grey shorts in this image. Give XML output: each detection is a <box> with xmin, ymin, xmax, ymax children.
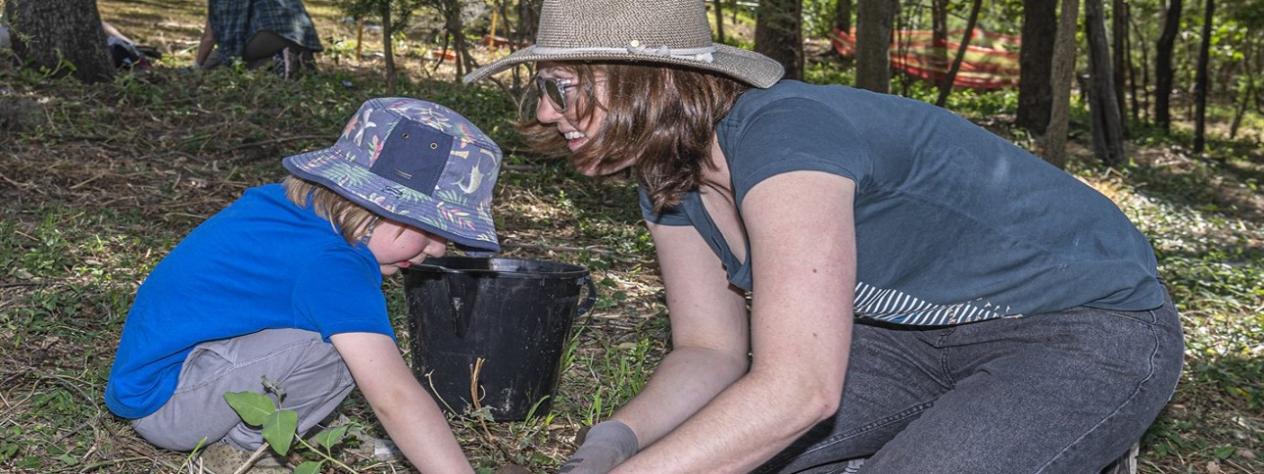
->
<box><xmin>131</xmin><ymin>328</ymin><xmax>355</xmax><ymax>451</ymax></box>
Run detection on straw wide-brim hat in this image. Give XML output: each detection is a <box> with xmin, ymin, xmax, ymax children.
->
<box><xmin>463</xmin><ymin>0</ymin><xmax>785</xmax><ymax>88</ymax></box>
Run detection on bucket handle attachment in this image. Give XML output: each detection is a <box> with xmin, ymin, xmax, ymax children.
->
<box><xmin>413</xmin><ymin>262</ymin><xmax>477</xmax><ymax>337</ymax></box>
<box><xmin>576</xmin><ymin>274</ymin><xmax>598</xmax><ymax>317</ymax></box>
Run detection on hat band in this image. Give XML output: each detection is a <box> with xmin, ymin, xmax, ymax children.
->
<box><xmin>531</xmin><ymin>44</ymin><xmax>716</xmax><ymax>63</ymax></box>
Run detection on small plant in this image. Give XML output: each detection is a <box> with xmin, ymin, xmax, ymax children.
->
<box><xmin>224</xmin><ymin>388</ymin><xmax>364</xmax><ymax>474</ymax></box>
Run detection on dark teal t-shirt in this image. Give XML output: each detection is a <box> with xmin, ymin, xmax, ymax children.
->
<box><xmin>105</xmin><ymin>184</ymin><xmax>392</xmax><ymax>419</ymax></box>
<box><xmin>641</xmin><ymin>81</ymin><xmax>1163</xmax><ymax>325</ymax></box>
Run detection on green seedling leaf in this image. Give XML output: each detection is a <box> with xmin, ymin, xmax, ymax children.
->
<box><xmin>1214</xmin><ymin>445</ymin><xmax>1236</xmax><ymax>460</ymax></box>
<box><xmin>224</xmin><ymin>391</ymin><xmax>276</xmax><ymax>426</ymax></box>
<box><xmin>313</xmin><ymin>424</ymin><xmax>349</xmax><ymax>450</ymax></box>
<box><xmin>293</xmin><ymin>461</ymin><xmax>323</xmax><ymax>474</ymax></box>
<box><xmin>262</xmin><ymin>409</ymin><xmax>299</xmax><ymax>455</ymax></box>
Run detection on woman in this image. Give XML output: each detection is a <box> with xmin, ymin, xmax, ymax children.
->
<box><xmin>195</xmin><ymin>0</ymin><xmax>322</xmax><ymax>76</ymax></box>
<box><xmin>467</xmin><ymin>1</ymin><xmax>1183</xmax><ymax>473</ymax></box>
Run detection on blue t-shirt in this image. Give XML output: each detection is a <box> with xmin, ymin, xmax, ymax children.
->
<box><xmin>642</xmin><ymin>81</ymin><xmax>1163</xmax><ymax>325</ymax></box>
<box><xmin>105</xmin><ymin>184</ymin><xmax>392</xmax><ymax>419</ymax></box>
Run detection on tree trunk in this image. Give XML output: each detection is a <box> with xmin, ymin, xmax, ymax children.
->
<box><xmin>381</xmin><ymin>0</ymin><xmax>396</xmax><ymax>94</ymax></box>
<box><xmin>1131</xmin><ymin>12</ymin><xmax>1151</xmax><ymax>121</ymax></box>
<box><xmin>1229</xmin><ymin>41</ymin><xmax>1256</xmax><ymax>139</ymax></box>
<box><xmin>1037</xmin><ymin>0</ymin><xmax>1080</xmax><ymax>169</ymax></box>
<box><xmin>444</xmin><ymin>0</ymin><xmax>474</xmax><ymax>80</ymax></box>
<box><xmin>714</xmin><ymin>0</ymin><xmax>726</xmax><ymax>43</ymax></box>
<box><xmin>1154</xmin><ymin>0</ymin><xmax>1182</xmax><ymax>131</ymax></box>
<box><xmin>1017</xmin><ymin>0</ymin><xmax>1058</xmax><ymax>135</ymax></box>
<box><xmin>931</xmin><ymin>0</ymin><xmax>950</xmax><ymax>78</ymax></box>
<box><xmin>856</xmin><ymin>0</ymin><xmax>898</xmax><ymax>93</ymax></box>
<box><xmin>936</xmin><ymin>0</ymin><xmax>983</xmax><ymax>107</ymax></box>
<box><xmin>1086</xmin><ymin>0</ymin><xmax>1126</xmax><ymax>166</ymax></box>
<box><xmin>1193</xmin><ymin>0</ymin><xmax>1214</xmax><ymax>152</ymax></box>
<box><xmin>1112</xmin><ymin>0</ymin><xmax>1128</xmax><ymax>133</ymax></box>
<box><xmin>835</xmin><ymin>0</ymin><xmax>852</xmax><ymax>33</ymax></box>
<box><xmin>4</xmin><ymin>0</ymin><xmax>114</xmax><ymax>83</ymax></box>
<box><xmin>755</xmin><ymin>0</ymin><xmax>804</xmax><ymax>80</ymax></box>
<box><xmin>1125</xmin><ymin>2</ymin><xmax>1140</xmax><ymax>123</ymax></box>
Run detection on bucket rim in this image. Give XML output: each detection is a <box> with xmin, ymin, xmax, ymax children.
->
<box><xmin>405</xmin><ymin>256</ymin><xmax>590</xmax><ymax>278</ymax></box>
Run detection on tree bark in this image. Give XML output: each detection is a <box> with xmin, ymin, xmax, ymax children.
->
<box><xmin>931</xmin><ymin>0</ymin><xmax>950</xmax><ymax>78</ymax></box>
<box><xmin>835</xmin><ymin>0</ymin><xmax>852</xmax><ymax>33</ymax></box>
<box><xmin>1154</xmin><ymin>0</ymin><xmax>1182</xmax><ymax>131</ymax></box>
<box><xmin>1112</xmin><ymin>0</ymin><xmax>1128</xmax><ymax>133</ymax></box>
<box><xmin>1229</xmin><ymin>41</ymin><xmax>1256</xmax><ymax>140</ymax></box>
<box><xmin>380</xmin><ymin>0</ymin><xmax>396</xmax><ymax>94</ymax></box>
<box><xmin>1017</xmin><ymin>0</ymin><xmax>1058</xmax><ymax>135</ymax></box>
<box><xmin>4</xmin><ymin>0</ymin><xmax>114</xmax><ymax>83</ymax></box>
<box><xmin>1124</xmin><ymin>2</ymin><xmax>1140</xmax><ymax>123</ymax></box>
<box><xmin>1086</xmin><ymin>0</ymin><xmax>1126</xmax><ymax>166</ymax></box>
<box><xmin>856</xmin><ymin>0</ymin><xmax>898</xmax><ymax>93</ymax></box>
<box><xmin>1131</xmin><ymin>12</ymin><xmax>1152</xmax><ymax>121</ymax></box>
<box><xmin>1037</xmin><ymin>0</ymin><xmax>1080</xmax><ymax>169</ymax></box>
<box><xmin>1193</xmin><ymin>0</ymin><xmax>1214</xmax><ymax>152</ymax></box>
<box><xmin>936</xmin><ymin>0</ymin><xmax>983</xmax><ymax>107</ymax></box>
<box><xmin>755</xmin><ymin>0</ymin><xmax>804</xmax><ymax>80</ymax></box>
<box><xmin>714</xmin><ymin>0</ymin><xmax>726</xmax><ymax>43</ymax></box>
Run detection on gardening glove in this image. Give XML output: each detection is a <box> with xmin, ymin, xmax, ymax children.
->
<box><xmin>559</xmin><ymin>420</ymin><xmax>639</xmax><ymax>474</ymax></box>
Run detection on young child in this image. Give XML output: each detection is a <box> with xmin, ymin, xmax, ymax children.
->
<box><xmin>104</xmin><ymin>97</ymin><xmax>502</xmax><ymax>473</ymax></box>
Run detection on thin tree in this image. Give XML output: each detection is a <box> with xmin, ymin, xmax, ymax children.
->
<box><xmin>1086</xmin><ymin>0</ymin><xmax>1126</xmax><ymax>165</ymax></box>
<box><xmin>835</xmin><ymin>0</ymin><xmax>852</xmax><ymax>34</ymax></box>
<box><xmin>1037</xmin><ymin>0</ymin><xmax>1081</xmax><ymax>169</ymax></box>
<box><xmin>714</xmin><ymin>0</ymin><xmax>726</xmax><ymax>43</ymax></box>
<box><xmin>931</xmin><ymin>0</ymin><xmax>951</xmax><ymax>79</ymax></box>
<box><xmin>856</xmin><ymin>0</ymin><xmax>899</xmax><ymax>92</ymax></box>
<box><xmin>1131</xmin><ymin>12</ymin><xmax>1152</xmax><ymax>121</ymax></box>
<box><xmin>1112</xmin><ymin>0</ymin><xmax>1129</xmax><ymax>134</ymax></box>
<box><xmin>1017</xmin><ymin>0</ymin><xmax>1059</xmax><ymax>135</ymax></box>
<box><xmin>935</xmin><ymin>0</ymin><xmax>984</xmax><ymax>107</ymax></box>
<box><xmin>1154</xmin><ymin>0</ymin><xmax>1182</xmax><ymax>131</ymax></box>
<box><xmin>3</xmin><ymin>0</ymin><xmax>114</xmax><ymax>83</ymax></box>
<box><xmin>1193</xmin><ymin>0</ymin><xmax>1215</xmax><ymax>152</ymax></box>
<box><xmin>1229</xmin><ymin>39</ymin><xmax>1257</xmax><ymax>139</ymax></box>
<box><xmin>755</xmin><ymin>0</ymin><xmax>804</xmax><ymax>80</ymax></box>
<box><xmin>381</xmin><ymin>0</ymin><xmax>397</xmax><ymax>93</ymax></box>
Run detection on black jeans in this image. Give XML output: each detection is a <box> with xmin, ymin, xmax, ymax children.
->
<box><xmin>755</xmin><ymin>292</ymin><xmax>1184</xmax><ymax>474</ymax></box>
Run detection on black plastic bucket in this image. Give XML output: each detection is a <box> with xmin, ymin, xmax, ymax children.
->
<box><xmin>403</xmin><ymin>257</ymin><xmax>597</xmax><ymax>421</ymax></box>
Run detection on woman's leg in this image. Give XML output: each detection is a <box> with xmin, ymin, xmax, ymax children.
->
<box><xmin>757</xmin><ymin>295</ymin><xmax>1183</xmax><ymax>474</ymax></box>
<box><xmin>131</xmin><ymin>328</ymin><xmax>356</xmax><ymax>451</ymax></box>
<box><xmin>862</xmin><ymin>299</ymin><xmax>1183</xmax><ymax>473</ymax></box>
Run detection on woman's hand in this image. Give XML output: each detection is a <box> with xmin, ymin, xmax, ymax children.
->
<box><xmin>559</xmin><ymin>420</ymin><xmax>639</xmax><ymax>473</ymax></box>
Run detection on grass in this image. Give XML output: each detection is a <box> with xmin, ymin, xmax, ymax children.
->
<box><xmin>1</xmin><ymin>0</ymin><xmax>1262</xmax><ymax>472</ymax></box>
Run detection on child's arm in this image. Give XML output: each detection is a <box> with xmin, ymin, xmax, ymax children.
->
<box><xmin>330</xmin><ymin>332</ymin><xmax>475</xmax><ymax>474</ymax></box>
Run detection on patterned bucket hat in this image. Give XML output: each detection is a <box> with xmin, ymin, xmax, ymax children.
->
<box><xmin>283</xmin><ymin>98</ymin><xmax>502</xmax><ymax>252</ymax></box>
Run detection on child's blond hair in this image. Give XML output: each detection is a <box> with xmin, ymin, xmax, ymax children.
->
<box><xmin>283</xmin><ymin>176</ymin><xmax>380</xmax><ymax>243</ymax></box>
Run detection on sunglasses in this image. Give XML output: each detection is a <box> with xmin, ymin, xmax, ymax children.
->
<box><xmin>536</xmin><ymin>76</ymin><xmax>576</xmax><ymax>112</ymax></box>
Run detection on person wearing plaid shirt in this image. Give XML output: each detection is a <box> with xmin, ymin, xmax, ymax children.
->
<box><xmin>195</xmin><ymin>0</ymin><xmax>323</xmax><ymax>75</ymax></box>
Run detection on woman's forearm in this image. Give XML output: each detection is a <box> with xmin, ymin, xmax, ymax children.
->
<box><xmin>611</xmin><ymin>346</ymin><xmax>749</xmax><ymax>449</ymax></box>
<box><xmin>613</xmin><ymin>369</ymin><xmax>840</xmax><ymax>473</ymax></box>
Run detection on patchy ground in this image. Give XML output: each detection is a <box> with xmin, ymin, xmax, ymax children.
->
<box><xmin>0</xmin><ymin>1</ymin><xmax>1261</xmax><ymax>473</ymax></box>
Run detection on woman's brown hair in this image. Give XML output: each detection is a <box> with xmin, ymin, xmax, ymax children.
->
<box><xmin>518</xmin><ymin>62</ymin><xmax>748</xmax><ymax>212</ymax></box>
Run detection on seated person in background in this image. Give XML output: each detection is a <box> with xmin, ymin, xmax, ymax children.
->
<box><xmin>195</xmin><ymin>0</ymin><xmax>322</xmax><ymax>77</ymax></box>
